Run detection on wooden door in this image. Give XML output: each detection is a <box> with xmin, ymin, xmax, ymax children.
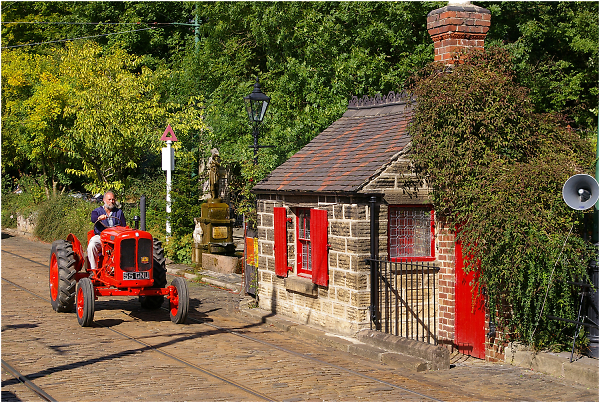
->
<box><xmin>455</xmin><ymin>240</ymin><xmax>486</xmax><ymax>358</ymax></box>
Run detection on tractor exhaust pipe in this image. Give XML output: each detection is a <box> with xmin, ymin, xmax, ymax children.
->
<box><xmin>140</xmin><ymin>195</ymin><xmax>146</xmax><ymax>231</ymax></box>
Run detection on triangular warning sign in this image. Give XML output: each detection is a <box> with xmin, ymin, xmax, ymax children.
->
<box><xmin>160</xmin><ymin>124</ymin><xmax>178</xmax><ymax>141</ymax></box>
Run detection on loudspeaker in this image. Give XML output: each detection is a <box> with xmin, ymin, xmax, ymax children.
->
<box><xmin>562</xmin><ymin>174</ymin><xmax>599</xmax><ymax>210</ymax></box>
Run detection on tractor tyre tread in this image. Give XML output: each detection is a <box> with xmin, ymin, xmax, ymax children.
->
<box><xmin>50</xmin><ymin>240</ymin><xmax>77</xmax><ymax>312</ymax></box>
<box><xmin>170</xmin><ymin>277</ymin><xmax>189</xmax><ymax>324</ymax></box>
<box><xmin>76</xmin><ymin>277</ymin><xmax>95</xmax><ymax>327</ymax></box>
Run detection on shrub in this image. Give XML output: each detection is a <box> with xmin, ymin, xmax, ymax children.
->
<box><xmin>3</xmin><ymin>169</ymin><xmax>205</xmax><ymax>265</ymax></box>
<box><xmin>164</xmin><ymin>232</ymin><xmax>193</xmax><ymax>265</ymax></box>
<box><xmin>1</xmin><ymin>175</ymin><xmax>48</xmax><ymax>228</ymax></box>
<box><xmin>33</xmin><ymin>195</ymin><xmax>91</xmax><ymax>244</ymax></box>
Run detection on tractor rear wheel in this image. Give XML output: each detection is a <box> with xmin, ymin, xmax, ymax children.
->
<box><xmin>49</xmin><ymin>240</ymin><xmax>77</xmax><ymax>312</ymax></box>
<box><xmin>169</xmin><ymin>277</ymin><xmax>189</xmax><ymax>324</ymax></box>
<box><xmin>76</xmin><ymin>277</ymin><xmax>95</xmax><ymax>327</ymax></box>
<box><xmin>139</xmin><ymin>238</ymin><xmax>168</xmax><ymax>309</ymax></box>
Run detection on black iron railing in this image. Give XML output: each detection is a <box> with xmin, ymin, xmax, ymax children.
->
<box><xmin>367</xmin><ymin>258</ymin><xmax>439</xmax><ymax>345</ymax></box>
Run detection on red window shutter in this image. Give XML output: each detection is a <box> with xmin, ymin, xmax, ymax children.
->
<box><xmin>310</xmin><ymin>208</ymin><xmax>329</xmax><ymax>286</ymax></box>
<box><xmin>273</xmin><ymin>207</ymin><xmax>289</xmax><ymax>277</ymax></box>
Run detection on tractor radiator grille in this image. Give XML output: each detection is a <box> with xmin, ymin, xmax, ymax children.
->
<box><xmin>120</xmin><ymin>238</ymin><xmax>136</xmax><ymax>272</ymax></box>
<box><xmin>138</xmin><ymin>238</ymin><xmax>152</xmax><ymax>272</ymax></box>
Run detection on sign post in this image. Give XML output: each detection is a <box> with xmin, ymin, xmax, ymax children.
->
<box><xmin>161</xmin><ymin>124</ymin><xmax>178</xmax><ymax>237</ymax></box>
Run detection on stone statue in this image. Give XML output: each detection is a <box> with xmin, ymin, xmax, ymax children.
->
<box><xmin>193</xmin><ymin>217</ymin><xmax>203</xmax><ymax>244</ymax></box>
<box><xmin>208</xmin><ymin>148</ymin><xmax>221</xmax><ymax>200</ymax></box>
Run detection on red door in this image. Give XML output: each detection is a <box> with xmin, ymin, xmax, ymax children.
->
<box><xmin>455</xmin><ymin>240</ymin><xmax>486</xmax><ymax>358</ymax></box>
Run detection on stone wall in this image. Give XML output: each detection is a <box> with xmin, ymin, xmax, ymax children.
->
<box><xmin>16</xmin><ymin>213</ymin><xmax>37</xmax><ymax>235</ymax></box>
<box><xmin>360</xmin><ymin>151</ymin><xmax>431</xmax><ymax>206</ymax></box>
<box><xmin>256</xmin><ymin>193</ymin><xmax>373</xmax><ymax>335</ymax></box>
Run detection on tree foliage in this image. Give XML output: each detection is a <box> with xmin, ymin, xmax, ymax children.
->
<box><xmin>408</xmin><ymin>47</ymin><xmax>596</xmax><ymax>348</ymax></box>
<box><xmin>481</xmin><ymin>1</ymin><xmax>599</xmax><ymax>129</ymax></box>
<box><xmin>1</xmin><ymin>1</ymin><xmax>194</xmax><ymax>67</ymax></box>
<box><xmin>168</xmin><ymin>1</ymin><xmax>441</xmax><ymax>172</ymax></box>
<box><xmin>2</xmin><ymin>41</ymin><xmax>208</xmax><ymax>195</ymax></box>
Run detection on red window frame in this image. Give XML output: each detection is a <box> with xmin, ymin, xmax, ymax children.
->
<box><xmin>296</xmin><ymin>208</ymin><xmax>312</xmax><ymax>278</ymax></box>
<box><xmin>388</xmin><ymin>205</ymin><xmax>435</xmax><ymax>262</ymax></box>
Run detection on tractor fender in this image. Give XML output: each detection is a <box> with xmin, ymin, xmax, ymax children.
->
<box><xmin>66</xmin><ymin>233</ymin><xmax>85</xmax><ymax>272</ymax></box>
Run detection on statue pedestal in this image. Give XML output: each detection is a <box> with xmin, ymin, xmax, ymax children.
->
<box><xmin>197</xmin><ymin>198</ymin><xmax>236</xmax><ymax>257</ymax></box>
<box><xmin>202</xmin><ymin>253</ymin><xmax>242</xmax><ymax>274</ymax></box>
<box><xmin>192</xmin><ymin>243</ymin><xmax>206</xmax><ymax>265</ymax></box>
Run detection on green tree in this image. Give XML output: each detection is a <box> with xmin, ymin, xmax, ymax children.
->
<box><xmin>481</xmin><ymin>1</ymin><xmax>599</xmax><ymax>129</ymax></box>
<box><xmin>1</xmin><ymin>1</ymin><xmax>195</xmax><ymax>67</ymax></box>
<box><xmin>2</xmin><ymin>41</ymin><xmax>208</xmax><ymax>195</ymax></box>
<box><xmin>1</xmin><ymin>49</ymin><xmax>79</xmax><ymax>197</ymax></box>
<box><xmin>166</xmin><ymin>1</ymin><xmax>443</xmax><ymax>216</ymax></box>
<box><xmin>59</xmin><ymin>41</ymin><xmax>170</xmax><ymax>192</ymax></box>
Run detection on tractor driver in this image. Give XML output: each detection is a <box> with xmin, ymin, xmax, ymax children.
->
<box><xmin>87</xmin><ymin>191</ymin><xmax>126</xmax><ymax>271</ymax></box>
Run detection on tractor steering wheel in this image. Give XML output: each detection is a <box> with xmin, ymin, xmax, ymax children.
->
<box><xmin>95</xmin><ymin>216</ymin><xmax>122</xmax><ymax>228</ymax></box>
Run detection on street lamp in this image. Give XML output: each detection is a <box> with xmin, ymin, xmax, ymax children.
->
<box><xmin>244</xmin><ymin>77</ymin><xmax>271</xmax><ymax>165</ymax></box>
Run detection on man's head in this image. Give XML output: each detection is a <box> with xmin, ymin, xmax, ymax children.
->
<box><xmin>103</xmin><ymin>191</ymin><xmax>116</xmax><ymax>211</ymax></box>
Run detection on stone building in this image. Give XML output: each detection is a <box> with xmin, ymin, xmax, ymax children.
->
<box><xmin>251</xmin><ymin>1</ymin><xmax>504</xmax><ymax>361</ymax></box>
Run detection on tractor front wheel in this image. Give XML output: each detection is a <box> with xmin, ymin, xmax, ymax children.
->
<box><xmin>49</xmin><ymin>240</ymin><xmax>77</xmax><ymax>312</ymax></box>
<box><xmin>169</xmin><ymin>277</ymin><xmax>189</xmax><ymax>324</ymax></box>
<box><xmin>76</xmin><ymin>277</ymin><xmax>95</xmax><ymax>327</ymax></box>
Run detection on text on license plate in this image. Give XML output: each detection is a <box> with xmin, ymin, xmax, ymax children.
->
<box><xmin>123</xmin><ymin>271</ymin><xmax>150</xmax><ymax>280</ymax></box>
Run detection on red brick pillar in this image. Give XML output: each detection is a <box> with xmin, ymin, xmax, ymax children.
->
<box><xmin>436</xmin><ymin>223</ymin><xmax>456</xmax><ymax>349</ymax></box>
<box><xmin>427</xmin><ymin>1</ymin><xmax>491</xmax><ymax>63</ymax></box>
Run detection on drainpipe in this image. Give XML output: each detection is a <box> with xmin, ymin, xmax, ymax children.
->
<box><xmin>369</xmin><ymin>196</ymin><xmax>379</xmax><ymax>329</ymax></box>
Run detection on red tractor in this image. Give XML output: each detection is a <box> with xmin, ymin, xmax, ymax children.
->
<box><xmin>49</xmin><ymin>218</ymin><xmax>189</xmax><ymax>326</ymax></box>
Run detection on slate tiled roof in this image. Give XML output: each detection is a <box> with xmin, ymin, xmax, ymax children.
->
<box><xmin>253</xmin><ymin>93</ymin><xmax>413</xmax><ymax>194</ymax></box>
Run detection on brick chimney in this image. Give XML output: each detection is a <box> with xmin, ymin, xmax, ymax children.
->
<box><xmin>427</xmin><ymin>1</ymin><xmax>491</xmax><ymax>63</ymax></box>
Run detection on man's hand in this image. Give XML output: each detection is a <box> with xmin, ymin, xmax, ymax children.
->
<box><xmin>98</xmin><ymin>214</ymin><xmax>108</xmax><ymax>221</ymax></box>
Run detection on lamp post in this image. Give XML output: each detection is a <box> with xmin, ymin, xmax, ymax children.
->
<box><xmin>244</xmin><ymin>77</ymin><xmax>271</xmax><ymax>165</ymax></box>
<box><xmin>243</xmin><ymin>77</ymin><xmax>270</xmax><ymax>297</ymax></box>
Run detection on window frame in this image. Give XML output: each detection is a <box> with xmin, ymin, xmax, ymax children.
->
<box><xmin>296</xmin><ymin>207</ymin><xmax>312</xmax><ymax>278</ymax></box>
<box><xmin>387</xmin><ymin>204</ymin><xmax>435</xmax><ymax>262</ymax></box>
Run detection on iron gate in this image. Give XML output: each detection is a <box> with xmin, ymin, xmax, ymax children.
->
<box><xmin>368</xmin><ymin>258</ymin><xmax>439</xmax><ymax>345</ymax></box>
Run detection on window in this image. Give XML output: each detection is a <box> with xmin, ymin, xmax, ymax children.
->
<box><xmin>272</xmin><ymin>207</ymin><xmax>329</xmax><ymax>286</ymax></box>
<box><xmin>297</xmin><ymin>208</ymin><xmax>312</xmax><ymax>277</ymax></box>
<box><xmin>388</xmin><ymin>205</ymin><xmax>434</xmax><ymax>261</ymax></box>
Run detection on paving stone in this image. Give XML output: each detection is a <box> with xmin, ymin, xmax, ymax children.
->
<box><xmin>1</xmin><ymin>230</ymin><xmax>598</xmax><ymax>402</ymax></box>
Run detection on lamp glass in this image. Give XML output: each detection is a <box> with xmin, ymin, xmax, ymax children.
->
<box><xmin>244</xmin><ymin>78</ymin><xmax>270</xmax><ymax>123</ymax></box>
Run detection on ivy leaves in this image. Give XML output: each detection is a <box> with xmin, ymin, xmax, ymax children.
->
<box><xmin>409</xmin><ymin>47</ymin><xmax>596</xmax><ymax>347</ymax></box>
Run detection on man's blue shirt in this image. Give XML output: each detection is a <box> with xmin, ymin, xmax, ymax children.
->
<box><xmin>91</xmin><ymin>206</ymin><xmax>126</xmax><ymax>235</ymax></box>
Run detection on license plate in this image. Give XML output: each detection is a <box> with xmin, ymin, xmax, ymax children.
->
<box><xmin>123</xmin><ymin>271</ymin><xmax>150</xmax><ymax>280</ymax></box>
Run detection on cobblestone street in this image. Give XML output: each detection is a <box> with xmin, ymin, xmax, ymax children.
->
<box><xmin>2</xmin><ymin>231</ymin><xmax>598</xmax><ymax>401</ymax></box>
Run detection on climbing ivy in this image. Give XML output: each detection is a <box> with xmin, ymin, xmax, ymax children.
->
<box><xmin>408</xmin><ymin>47</ymin><xmax>597</xmax><ymax>349</ymax></box>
